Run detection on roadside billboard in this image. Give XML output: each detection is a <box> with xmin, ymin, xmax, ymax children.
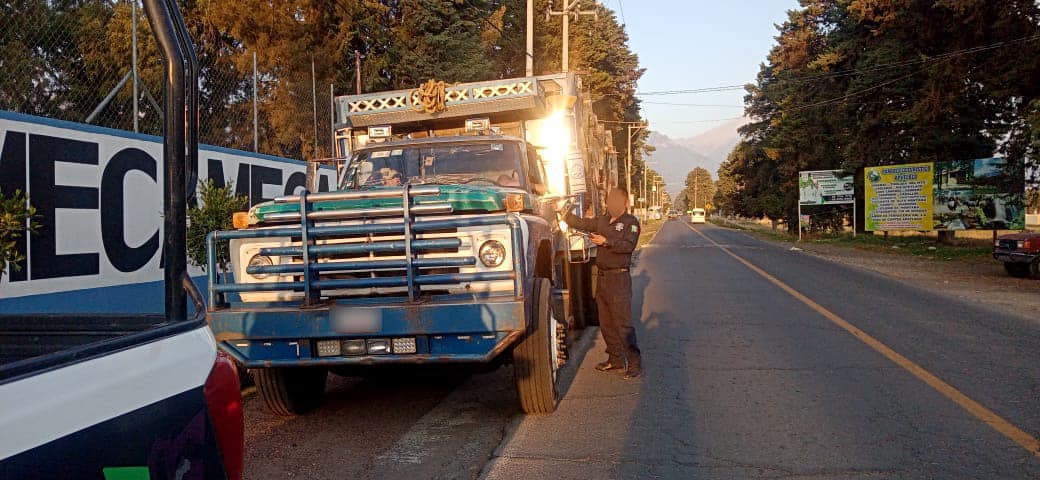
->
<box><xmin>933</xmin><ymin>158</ymin><xmax>1026</xmax><ymax>230</ymax></box>
<box><xmin>865</xmin><ymin>158</ymin><xmax>1026</xmax><ymax>231</ymax></box>
<box><xmin>799</xmin><ymin>170</ymin><xmax>854</xmax><ymax>205</ymax></box>
<box><xmin>865</xmin><ymin>163</ymin><xmax>934</xmax><ymax>231</ymax></box>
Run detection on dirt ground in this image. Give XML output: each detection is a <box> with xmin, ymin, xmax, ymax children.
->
<box><xmin>713</xmin><ymin>218</ymin><xmax>1040</xmax><ymax>322</ymax></box>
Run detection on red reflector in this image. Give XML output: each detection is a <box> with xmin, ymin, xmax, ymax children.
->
<box><xmin>204</xmin><ymin>352</ymin><xmax>244</xmax><ymax>480</ymax></box>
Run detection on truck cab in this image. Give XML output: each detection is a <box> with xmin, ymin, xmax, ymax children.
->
<box><xmin>993</xmin><ymin>231</ymin><xmax>1040</xmax><ymax>278</ymax></box>
<box><xmin>206</xmin><ymin>75</ymin><xmax>613</xmax><ymax>415</ymax></box>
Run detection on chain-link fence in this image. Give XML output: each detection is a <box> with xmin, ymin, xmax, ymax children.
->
<box><xmin>0</xmin><ymin>0</ymin><xmax>335</xmax><ymax>160</ymax></box>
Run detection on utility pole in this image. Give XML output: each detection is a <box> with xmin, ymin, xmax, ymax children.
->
<box><xmin>642</xmin><ymin>167</ymin><xmax>647</xmax><ymax>218</ymax></box>
<box><xmin>547</xmin><ymin>1</ymin><xmax>596</xmax><ymax>72</ymax></box>
<box><xmin>625</xmin><ymin>122</ymin><xmax>647</xmax><ymax>208</ymax></box>
<box><xmin>526</xmin><ymin>0</ymin><xmax>534</xmax><ymax>76</ymax></box>
<box><xmin>252</xmin><ymin>51</ymin><xmax>258</xmax><ymax>153</ymax></box>
<box><xmin>131</xmin><ymin>0</ymin><xmax>139</xmax><ymax>133</ymax></box>
<box><xmin>355</xmin><ymin>50</ymin><xmax>362</xmax><ymax>94</ymax></box>
<box><xmin>311</xmin><ymin>58</ymin><xmax>318</xmax><ymax>158</ymax></box>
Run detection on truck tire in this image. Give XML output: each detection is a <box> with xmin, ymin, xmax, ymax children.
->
<box><xmin>1004</xmin><ymin>262</ymin><xmax>1031</xmax><ymax>278</ymax></box>
<box><xmin>513</xmin><ymin>278</ymin><xmax>560</xmax><ymax>414</ymax></box>
<box><xmin>1030</xmin><ymin>259</ymin><xmax>1040</xmax><ymax>278</ymax></box>
<box><xmin>253</xmin><ymin>367</ymin><xmax>327</xmax><ymax>416</ymax></box>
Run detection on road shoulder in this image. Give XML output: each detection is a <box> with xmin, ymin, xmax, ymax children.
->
<box><xmin>711</xmin><ymin>220</ymin><xmax>1040</xmax><ymax>322</ymax></box>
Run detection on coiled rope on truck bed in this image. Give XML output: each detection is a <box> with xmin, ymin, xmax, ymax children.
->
<box><xmin>410</xmin><ymin>79</ymin><xmax>449</xmax><ymax>114</ymax></box>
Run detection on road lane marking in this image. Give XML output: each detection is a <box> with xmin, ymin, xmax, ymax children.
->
<box><xmin>684</xmin><ymin>223</ymin><xmax>1040</xmax><ymax>458</ymax></box>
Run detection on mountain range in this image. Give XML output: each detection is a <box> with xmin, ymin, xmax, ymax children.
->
<box><xmin>645</xmin><ymin>118</ymin><xmax>746</xmax><ymax>197</ymax></box>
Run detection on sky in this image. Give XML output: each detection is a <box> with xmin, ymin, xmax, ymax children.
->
<box><xmin>610</xmin><ymin>0</ymin><xmax>800</xmax><ymax>139</ymax></box>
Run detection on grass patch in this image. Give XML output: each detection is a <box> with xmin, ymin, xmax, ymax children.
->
<box><xmin>637</xmin><ymin>218</ymin><xmax>665</xmax><ymax>248</ymax></box>
<box><xmin>710</xmin><ymin>217</ymin><xmax>992</xmax><ymax>261</ymax></box>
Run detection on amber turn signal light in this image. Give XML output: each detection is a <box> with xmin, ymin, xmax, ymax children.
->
<box><xmin>504</xmin><ymin>193</ymin><xmax>525</xmax><ymax>212</ymax></box>
<box><xmin>232</xmin><ymin>212</ymin><xmax>250</xmax><ymax>229</ymax></box>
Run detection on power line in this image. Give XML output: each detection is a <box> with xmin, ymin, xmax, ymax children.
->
<box><xmin>631</xmin><ymin>33</ymin><xmax>1040</xmax><ymax>96</ymax></box>
<box><xmin>615</xmin><ymin>0</ymin><xmax>627</xmax><ymax>26</ymax></box>
<box><xmin>456</xmin><ymin>0</ymin><xmax>535</xmax><ymax>62</ymax></box>
<box><xmin>663</xmin><ymin>116</ymin><xmax>748</xmax><ymax>124</ymax></box>
<box><xmin>641</xmin><ymin>101</ymin><xmax>744</xmax><ymax>107</ymax></box>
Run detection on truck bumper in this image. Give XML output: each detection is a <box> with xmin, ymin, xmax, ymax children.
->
<box><xmin>993</xmin><ymin>251</ymin><xmax>1038</xmax><ymax>263</ymax></box>
<box><xmin>207</xmin><ymin>295</ymin><xmax>526</xmax><ymax>368</ymax></box>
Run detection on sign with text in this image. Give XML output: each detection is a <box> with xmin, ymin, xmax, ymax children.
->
<box><xmin>799</xmin><ymin>170</ymin><xmax>854</xmax><ymax>205</ymax></box>
<box><xmin>0</xmin><ymin>111</ymin><xmax>335</xmax><ymax>302</ymax></box>
<box><xmin>864</xmin><ymin>163</ymin><xmax>934</xmax><ymax>231</ymax></box>
<box><xmin>865</xmin><ymin>158</ymin><xmax>1026</xmax><ymax>231</ymax></box>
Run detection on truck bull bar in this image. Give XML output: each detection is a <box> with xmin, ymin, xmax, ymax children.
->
<box><xmin>206</xmin><ymin>185</ymin><xmax>525</xmax><ymax>309</ymax></box>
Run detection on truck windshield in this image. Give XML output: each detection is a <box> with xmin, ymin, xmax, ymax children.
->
<box><xmin>343</xmin><ymin>142</ymin><xmax>526</xmax><ymax>189</ymax></box>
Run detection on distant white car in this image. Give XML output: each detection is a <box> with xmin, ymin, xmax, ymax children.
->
<box><xmin>690</xmin><ymin>208</ymin><xmax>706</xmax><ymax>224</ymax></box>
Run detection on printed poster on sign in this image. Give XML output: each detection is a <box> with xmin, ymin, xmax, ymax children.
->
<box><xmin>933</xmin><ymin>157</ymin><xmax>1026</xmax><ymax>230</ymax></box>
<box><xmin>864</xmin><ymin>163</ymin><xmax>934</xmax><ymax>231</ymax></box>
<box><xmin>799</xmin><ymin>170</ymin><xmax>855</xmax><ymax>205</ymax></box>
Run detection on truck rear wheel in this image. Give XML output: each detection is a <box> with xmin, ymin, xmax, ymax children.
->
<box><xmin>253</xmin><ymin>367</ymin><xmax>327</xmax><ymax>416</ymax></box>
<box><xmin>1004</xmin><ymin>262</ymin><xmax>1031</xmax><ymax>278</ymax></box>
<box><xmin>513</xmin><ymin>278</ymin><xmax>560</xmax><ymax>414</ymax></box>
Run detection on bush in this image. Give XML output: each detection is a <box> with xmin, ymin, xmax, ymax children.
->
<box><xmin>187</xmin><ymin>180</ymin><xmax>248</xmax><ymax>271</ymax></box>
<box><xmin>0</xmin><ymin>189</ymin><xmax>37</xmax><ymax>278</ymax></box>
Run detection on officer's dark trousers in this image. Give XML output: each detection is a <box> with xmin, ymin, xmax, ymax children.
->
<box><xmin>595</xmin><ymin>271</ymin><xmax>641</xmax><ymax>368</ymax></box>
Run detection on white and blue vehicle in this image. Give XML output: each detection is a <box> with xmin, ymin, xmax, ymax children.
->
<box><xmin>206</xmin><ymin>75</ymin><xmax>616</xmax><ymax>415</ymax></box>
<box><xmin>1</xmin><ymin>2</ymin><xmax>243</xmax><ymax>477</ymax></box>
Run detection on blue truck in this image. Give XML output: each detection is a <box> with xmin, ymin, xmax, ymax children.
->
<box><xmin>206</xmin><ymin>75</ymin><xmax>617</xmax><ymax>415</ymax></box>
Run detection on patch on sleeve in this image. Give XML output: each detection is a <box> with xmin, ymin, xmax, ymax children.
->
<box><xmin>631</xmin><ymin>224</ymin><xmax>639</xmax><ymax>233</ymax></box>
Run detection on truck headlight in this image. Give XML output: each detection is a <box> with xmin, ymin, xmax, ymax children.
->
<box><xmin>478</xmin><ymin>240</ymin><xmax>506</xmax><ymax>267</ymax></box>
<box><xmin>247</xmin><ymin>254</ymin><xmax>274</xmax><ymax>278</ymax></box>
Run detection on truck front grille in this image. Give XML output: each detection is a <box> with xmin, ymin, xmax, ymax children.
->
<box><xmin>207</xmin><ymin>186</ymin><xmax>523</xmax><ymax>307</ymax></box>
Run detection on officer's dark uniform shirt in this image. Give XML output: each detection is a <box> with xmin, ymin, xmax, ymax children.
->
<box><xmin>563</xmin><ymin>212</ymin><xmax>640</xmax><ymax>269</ymax></box>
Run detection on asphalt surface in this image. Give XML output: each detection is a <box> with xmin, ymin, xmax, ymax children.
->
<box><xmin>483</xmin><ymin>220</ymin><xmax>1040</xmax><ymax>479</ymax></box>
<box><xmin>244</xmin><ymin>220</ymin><xmax>1040</xmax><ymax>479</ymax></box>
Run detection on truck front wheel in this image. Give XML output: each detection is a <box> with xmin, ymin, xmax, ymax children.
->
<box><xmin>1004</xmin><ymin>262</ymin><xmax>1031</xmax><ymax>278</ymax></box>
<box><xmin>253</xmin><ymin>367</ymin><xmax>327</xmax><ymax>416</ymax></box>
<box><xmin>513</xmin><ymin>278</ymin><xmax>560</xmax><ymax>414</ymax></box>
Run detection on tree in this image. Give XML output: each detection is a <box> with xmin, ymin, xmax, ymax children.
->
<box><xmin>683</xmin><ymin>167</ymin><xmax>715</xmax><ymax>210</ymax></box>
<box><xmin>716</xmin><ymin>0</ymin><xmax>1040</xmax><ymax>234</ymax></box>
<box><xmin>186</xmin><ymin>180</ymin><xmax>249</xmax><ymax>272</ymax></box>
<box><xmin>2</xmin><ymin>1</ymin><xmax>648</xmax><ymax>167</ymax></box>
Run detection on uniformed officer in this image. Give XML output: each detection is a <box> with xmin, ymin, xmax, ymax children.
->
<box><xmin>561</xmin><ymin>187</ymin><xmax>642</xmax><ymax>379</ymax></box>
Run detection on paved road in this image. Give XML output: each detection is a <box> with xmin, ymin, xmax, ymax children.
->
<box><xmin>483</xmin><ymin>220</ymin><xmax>1040</xmax><ymax>479</ymax></box>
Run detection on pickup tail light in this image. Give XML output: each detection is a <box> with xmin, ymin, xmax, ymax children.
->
<box><xmin>204</xmin><ymin>352</ymin><xmax>244</xmax><ymax>480</ymax></box>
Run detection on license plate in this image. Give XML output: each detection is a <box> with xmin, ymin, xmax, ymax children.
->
<box><xmin>331</xmin><ymin>307</ymin><xmax>382</xmax><ymax>334</ymax></box>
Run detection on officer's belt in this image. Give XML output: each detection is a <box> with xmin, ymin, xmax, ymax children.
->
<box><xmin>596</xmin><ymin>268</ymin><xmax>629</xmax><ymax>275</ymax></box>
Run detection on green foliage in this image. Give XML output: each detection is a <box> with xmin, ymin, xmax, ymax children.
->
<box><xmin>683</xmin><ymin>167</ymin><xmax>715</xmax><ymax>210</ymax></box>
<box><xmin>3</xmin><ymin>1</ymin><xmax>646</xmax><ymax>180</ymax></box>
<box><xmin>187</xmin><ymin>180</ymin><xmax>248</xmax><ymax>271</ymax></box>
<box><xmin>717</xmin><ymin>0</ymin><xmax>1040</xmax><ymax>230</ymax></box>
<box><xmin>0</xmin><ymin>189</ymin><xmax>37</xmax><ymax>278</ymax></box>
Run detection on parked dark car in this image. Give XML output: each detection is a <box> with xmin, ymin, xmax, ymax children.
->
<box><xmin>993</xmin><ymin>232</ymin><xmax>1040</xmax><ymax>278</ymax></box>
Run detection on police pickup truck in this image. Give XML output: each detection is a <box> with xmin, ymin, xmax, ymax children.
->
<box><xmin>1</xmin><ymin>1</ymin><xmax>243</xmax><ymax>476</ymax></box>
<box><xmin>205</xmin><ymin>75</ymin><xmax>617</xmax><ymax>415</ymax></box>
